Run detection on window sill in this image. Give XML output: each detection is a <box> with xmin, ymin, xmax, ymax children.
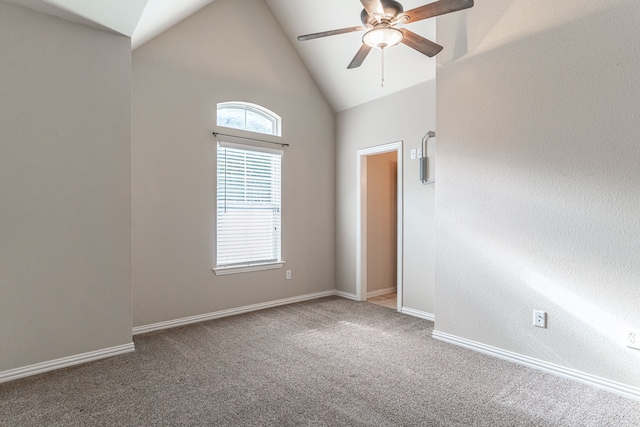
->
<box><xmin>213</xmin><ymin>261</ymin><xmax>285</xmax><ymax>276</ymax></box>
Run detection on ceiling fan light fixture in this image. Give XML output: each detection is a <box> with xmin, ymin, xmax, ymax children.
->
<box><xmin>362</xmin><ymin>27</ymin><xmax>403</xmax><ymax>49</ymax></box>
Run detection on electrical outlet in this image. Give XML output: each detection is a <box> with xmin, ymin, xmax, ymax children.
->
<box><xmin>627</xmin><ymin>330</ymin><xmax>640</xmax><ymax>350</ymax></box>
<box><xmin>533</xmin><ymin>310</ymin><xmax>547</xmax><ymax>328</ymax></box>
<box><xmin>410</xmin><ymin>149</ymin><xmax>417</xmax><ymax>160</ymax></box>
<box><xmin>417</xmin><ymin>148</ymin><xmax>423</xmax><ymax>158</ymax></box>
<box><xmin>286</xmin><ymin>270</ymin><xmax>292</xmax><ymax>280</ymax></box>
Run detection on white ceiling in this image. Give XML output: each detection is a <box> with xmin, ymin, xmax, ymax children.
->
<box><xmin>131</xmin><ymin>0</ymin><xmax>217</xmax><ymax>49</ymax></box>
<box><xmin>8</xmin><ymin>0</ymin><xmax>440</xmax><ymax>112</ymax></box>
<box><xmin>5</xmin><ymin>0</ymin><xmax>149</xmax><ymax>36</ymax></box>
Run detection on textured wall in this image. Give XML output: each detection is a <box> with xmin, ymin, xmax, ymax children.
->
<box><xmin>436</xmin><ymin>0</ymin><xmax>640</xmax><ymax>387</ymax></box>
<box><xmin>132</xmin><ymin>0</ymin><xmax>335</xmax><ymax>327</ymax></box>
<box><xmin>0</xmin><ymin>2</ymin><xmax>132</xmax><ymax>371</ymax></box>
<box><xmin>336</xmin><ymin>80</ymin><xmax>437</xmax><ymax>314</ymax></box>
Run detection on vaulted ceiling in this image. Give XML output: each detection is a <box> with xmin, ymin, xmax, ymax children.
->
<box><xmin>265</xmin><ymin>0</ymin><xmax>437</xmax><ymax>111</ymax></box>
<box><xmin>6</xmin><ymin>0</ymin><xmax>440</xmax><ymax>112</ymax></box>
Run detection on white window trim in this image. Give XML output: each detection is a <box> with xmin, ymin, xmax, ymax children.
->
<box><xmin>213</xmin><ymin>261</ymin><xmax>285</xmax><ymax>276</ymax></box>
<box><xmin>218</xmin><ymin>140</ymin><xmax>283</xmax><ymax>156</ymax></box>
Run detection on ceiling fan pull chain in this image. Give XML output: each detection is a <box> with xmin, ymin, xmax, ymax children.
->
<box><xmin>381</xmin><ymin>47</ymin><xmax>385</xmax><ymax>88</ymax></box>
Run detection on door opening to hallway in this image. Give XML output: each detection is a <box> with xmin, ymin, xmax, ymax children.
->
<box><xmin>356</xmin><ymin>142</ymin><xmax>403</xmax><ymax>311</ymax></box>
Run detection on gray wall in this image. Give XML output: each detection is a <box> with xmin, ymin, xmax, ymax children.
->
<box><xmin>132</xmin><ymin>0</ymin><xmax>335</xmax><ymax>327</ymax></box>
<box><xmin>0</xmin><ymin>2</ymin><xmax>132</xmax><ymax>371</ymax></box>
<box><xmin>436</xmin><ymin>0</ymin><xmax>640</xmax><ymax>387</ymax></box>
<box><xmin>336</xmin><ymin>80</ymin><xmax>437</xmax><ymax>315</ymax></box>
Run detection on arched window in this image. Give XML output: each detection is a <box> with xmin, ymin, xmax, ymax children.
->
<box><xmin>216</xmin><ymin>101</ymin><xmax>281</xmax><ymax>137</ymax></box>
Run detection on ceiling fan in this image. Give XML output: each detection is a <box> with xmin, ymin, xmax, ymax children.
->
<box><xmin>297</xmin><ymin>0</ymin><xmax>474</xmax><ymax>69</ymax></box>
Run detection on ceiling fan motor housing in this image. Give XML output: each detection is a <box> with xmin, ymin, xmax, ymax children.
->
<box><xmin>360</xmin><ymin>0</ymin><xmax>404</xmax><ymax>27</ymax></box>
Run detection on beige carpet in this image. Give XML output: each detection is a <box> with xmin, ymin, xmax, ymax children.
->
<box><xmin>1</xmin><ymin>297</ymin><xmax>639</xmax><ymax>426</ymax></box>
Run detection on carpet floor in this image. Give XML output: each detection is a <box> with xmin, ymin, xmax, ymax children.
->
<box><xmin>1</xmin><ymin>296</ymin><xmax>639</xmax><ymax>426</ymax></box>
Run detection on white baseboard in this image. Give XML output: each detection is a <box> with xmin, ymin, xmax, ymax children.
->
<box><xmin>133</xmin><ymin>290</ymin><xmax>336</xmax><ymax>335</ymax></box>
<box><xmin>1</xmin><ymin>290</ymin><xmax>370</xmax><ymax>384</ymax></box>
<box><xmin>401</xmin><ymin>307</ymin><xmax>435</xmax><ymax>321</ymax></box>
<box><xmin>0</xmin><ymin>342</ymin><xmax>135</xmax><ymax>384</ymax></box>
<box><xmin>432</xmin><ymin>330</ymin><xmax>640</xmax><ymax>402</ymax></box>
<box><xmin>367</xmin><ymin>287</ymin><xmax>397</xmax><ymax>299</ymax></box>
<box><xmin>334</xmin><ymin>290</ymin><xmax>358</xmax><ymax>301</ymax></box>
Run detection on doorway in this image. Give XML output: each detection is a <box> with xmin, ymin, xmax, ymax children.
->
<box><xmin>356</xmin><ymin>142</ymin><xmax>403</xmax><ymax>311</ymax></box>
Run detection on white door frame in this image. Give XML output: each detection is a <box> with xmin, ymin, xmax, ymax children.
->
<box><xmin>356</xmin><ymin>141</ymin><xmax>403</xmax><ymax>311</ymax></box>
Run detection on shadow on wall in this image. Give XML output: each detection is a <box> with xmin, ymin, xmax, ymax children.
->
<box><xmin>451</xmin><ymin>13</ymin><xmax>469</xmax><ymax>62</ymax></box>
<box><xmin>438</xmin><ymin>0</ymin><xmax>633</xmax><ymax>66</ymax></box>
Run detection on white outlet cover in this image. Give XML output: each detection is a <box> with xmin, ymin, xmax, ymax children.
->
<box><xmin>627</xmin><ymin>330</ymin><xmax>640</xmax><ymax>350</ymax></box>
<box><xmin>533</xmin><ymin>310</ymin><xmax>547</xmax><ymax>328</ymax></box>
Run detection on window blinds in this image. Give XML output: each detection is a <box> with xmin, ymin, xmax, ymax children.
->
<box><xmin>216</xmin><ymin>142</ymin><xmax>282</xmax><ymax>267</ymax></box>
